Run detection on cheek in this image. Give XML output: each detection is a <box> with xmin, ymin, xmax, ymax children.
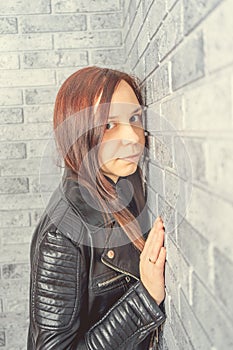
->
<box><xmin>98</xmin><ymin>140</ymin><xmax>119</xmax><ymax>164</ymax></box>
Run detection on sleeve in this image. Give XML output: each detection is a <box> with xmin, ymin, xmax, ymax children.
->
<box><xmin>28</xmin><ymin>230</ymin><xmax>166</xmax><ymax>350</ymax></box>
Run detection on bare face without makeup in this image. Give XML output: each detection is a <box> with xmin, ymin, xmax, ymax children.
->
<box><xmin>98</xmin><ymin>80</ymin><xmax>145</xmax><ymax>183</ymax></box>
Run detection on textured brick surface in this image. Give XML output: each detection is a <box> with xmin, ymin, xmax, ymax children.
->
<box><xmin>125</xmin><ymin>0</ymin><xmax>233</xmax><ymax>349</ymax></box>
<box><xmin>184</xmin><ymin>0</ymin><xmax>221</xmax><ymax>34</ymax></box>
<box><xmin>20</xmin><ymin>14</ymin><xmax>87</xmax><ymax>33</ymax></box>
<box><xmin>0</xmin><ymin>17</ymin><xmax>18</xmax><ymax>34</ymax></box>
<box><xmin>1</xmin><ymin>1</ymin><xmax>233</xmax><ymax>349</ymax></box>
<box><xmin>54</xmin><ymin>31</ymin><xmax>122</xmax><ymax>49</ymax></box>
<box><xmin>23</xmin><ymin>50</ymin><xmax>88</xmax><ymax>68</ymax></box>
<box><xmin>53</xmin><ymin>0</ymin><xmax>120</xmax><ymax>13</ymax></box>
<box><xmin>171</xmin><ymin>32</ymin><xmax>204</xmax><ymax>90</ymax></box>
<box><xmin>0</xmin><ymin>53</ymin><xmax>19</xmax><ymax>69</ymax></box>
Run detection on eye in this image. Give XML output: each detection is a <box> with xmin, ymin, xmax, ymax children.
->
<box><xmin>105</xmin><ymin>121</ymin><xmax>116</xmax><ymax>130</ymax></box>
<box><xmin>130</xmin><ymin>114</ymin><xmax>142</xmax><ymax>123</ymax></box>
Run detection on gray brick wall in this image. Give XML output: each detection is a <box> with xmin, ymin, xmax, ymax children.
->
<box><xmin>124</xmin><ymin>0</ymin><xmax>233</xmax><ymax>349</ymax></box>
<box><xmin>1</xmin><ymin>1</ymin><xmax>233</xmax><ymax>349</ymax></box>
<box><xmin>0</xmin><ymin>1</ymin><xmax>124</xmax><ymax>349</ymax></box>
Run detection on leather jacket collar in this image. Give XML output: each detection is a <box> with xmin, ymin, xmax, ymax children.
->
<box><xmin>59</xmin><ymin>166</ymin><xmax>150</xmax><ymax>280</ymax></box>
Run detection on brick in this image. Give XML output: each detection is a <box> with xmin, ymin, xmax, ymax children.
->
<box><xmin>164</xmin><ymin>171</ymin><xmax>179</xmax><ymax>207</ymax></box>
<box><xmin>0</xmin><ymin>123</ymin><xmax>51</xmax><ymax>142</ymax></box>
<box><xmin>0</xmin><ymin>53</ymin><xmax>19</xmax><ymax>70</ymax></box>
<box><xmin>205</xmin><ymin>139</ymin><xmax>233</xmax><ymax>198</ymax></box>
<box><xmin>165</xmin><ymin>262</ymin><xmax>180</xmax><ymax>311</ymax></box>
<box><xmin>192</xmin><ymin>272</ymin><xmax>233</xmax><ymax>349</ymax></box>
<box><xmin>158</xmin><ymin>195</ymin><xmax>176</xmax><ymax>235</ymax></box>
<box><xmin>0</xmin><ymin>88</ymin><xmax>22</xmax><ymax>106</ymax></box>
<box><xmin>166</xmin><ymin>236</ymin><xmax>190</xmax><ymax>294</ymax></box>
<box><xmin>148</xmin><ymin>161</ymin><xmax>164</xmax><ymax>197</ymax></box>
<box><xmin>146</xmin><ymin>185</ymin><xmax>157</xmax><ymax>215</ymax></box>
<box><xmin>0</xmin><ymin>227</ymin><xmax>32</xmax><ymax>244</ymax></box>
<box><xmin>147</xmin><ymin>132</ymin><xmax>173</xmax><ymax>168</ymax></box>
<box><xmin>184</xmin><ymin>0</ymin><xmax>221</xmax><ymax>34</ymax></box>
<box><xmin>130</xmin><ymin>2</ymin><xmax>143</xmax><ymax>48</ymax></box>
<box><xmin>25</xmin><ymin>87</ymin><xmax>57</xmax><ymax>105</ymax></box>
<box><xmin>91</xmin><ymin>48</ymin><xmax>125</xmax><ymax>66</ymax></box>
<box><xmin>53</xmin><ymin>0</ymin><xmax>120</xmax><ymax>13</ymax></box>
<box><xmin>128</xmin><ymin>42</ymin><xmax>139</xmax><ymax>70</ymax></box>
<box><xmin>142</xmin><ymin>0</ymin><xmax>154</xmax><ymax>18</ymax></box>
<box><xmin>171</xmin><ymin>32</ymin><xmax>204</xmax><ymax>90</ymax></box>
<box><xmin>0</xmin><ymin>245</ymin><xmax>27</xmax><ymax>263</ymax></box>
<box><xmin>170</xmin><ymin>300</ymin><xmax>194</xmax><ymax>350</ymax></box>
<box><xmin>27</xmin><ymin>140</ymin><xmax>49</xmax><ymax>158</ymax></box>
<box><xmin>177</xmin><ymin>218</ymin><xmax>210</xmax><ymax>284</ymax></box>
<box><xmin>0</xmin><ymin>17</ymin><xmax>17</xmax><ymax>34</ymax></box>
<box><xmin>0</xmin><ymin>313</ymin><xmax>29</xmax><ymax>348</ymax></box>
<box><xmin>186</xmin><ymin>185</ymin><xmax>233</xmax><ymax>258</ymax></box>
<box><xmin>161</xmin><ymin>94</ymin><xmax>184</xmax><ymax>130</ymax></box>
<box><xmin>128</xmin><ymin>0</ymin><xmax>137</xmax><ymax>26</ymax></box>
<box><xmin>0</xmin><ymin>0</ymin><xmax>50</xmax><ymax>14</ymax></box>
<box><xmin>0</xmin><ymin>69</ymin><xmax>55</xmax><ymax>88</ymax></box>
<box><xmin>5</xmin><ymin>297</ymin><xmax>28</xmax><ymax>313</ymax></box>
<box><xmin>24</xmin><ymin>105</ymin><xmax>53</xmax><ymax>123</ymax></box>
<box><xmin>0</xmin><ymin>108</ymin><xmax>23</xmax><ymax>124</ymax></box>
<box><xmin>0</xmin><ymin>177</ymin><xmax>29</xmax><ymax>194</ymax></box>
<box><xmin>162</xmin><ymin>323</ymin><xmax>179</xmax><ymax>350</ymax></box>
<box><xmin>134</xmin><ymin>57</ymin><xmax>145</xmax><ymax>81</ymax></box>
<box><xmin>214</xmin><ymin>247</ymin><xmax>233</xmax><ymax>314</ymax></box>
<box><xmin>29</xmin><ymin>174</ymin><xmax>61</xmax><ymax>193</ymax></box>
<box><xmin>54</xmin><ymin>31</ymin><xmax>122</xmax><ymax>49</ymax></box>
<box><xmin>30</xmin><ymin>208</ymin><xmax>45</xmax><ymax>226</ymax></box>
<box><xmin>23</xmin><ymin>50</ymin><xmax>88</xmax><ymax>69</ymax></box>
<box><xmin>157</xmin><ymin>0</ymin><xmax>183</xmax><ymax>61</ymax></box>
<box><xmin>145</xmin><ymin>38</ymin><xmax>159</xmax><ymax>78</ymax></box>
<box><xmin>2</xmin><ymin>263</ymin><xmax>29</xmax><ymax>279</ymax></box>
<box><xmin>56</xmin><ymin>67</ymin><xmax>83</xmax><ymax>85</ymax></box>
<box><xmin>1</xmin><ymin>157</ymin><xmax>59</xmax><ymax>177</ymax></box>
<box><xmin>137</xmin><ymin>16</ymin><xmax>150</xmax><ymax>58</ymax></box>
<box><xmin>90</xmin><ymin>12</ymin><xmax>122</xmax><ymax>29</ymax></box>
<box><xmin>166</xmin><ymin>0</ymin><xmax>179</xmax><ymax>11</ymax></box>
<box><xmin>180</xmin><ymin>290</ymin><xmax>212</xmax><ymax>350</ymax></box>
<box><xmin>0</xmin><ymin>193</ymin><xmax>43</xmax><ymax>210</ymax></box>
<box><xmin>184</xmin><ymin>73</ymin><xmax>231</xmax><ymax>130</ymax></box>
<box><xmin>204</xmin><ymin>0</ymin><xmax>233</xmax><ymax>72</ymax></box>
<box><xmin>147</xmin><ymin>0</ymin><xmax>167</xmax><ymax>39</ymax></box>
<box><xmin>0</xmin><ymin>143</ymin><xmax>26</xmax><ymax>160</ymax></box>
<box><xmin>184</xmin><ymin>138</ymin><xmax>206</xmax><ymax>183</ymax></box>
<box><xmin>0</xmin><ymin>331</ymin><xmax>6</xmax><ymax>347</ymax></box>
<box><xmin>0</xmin><ymin>210</ymin><xmax>30</xmax><ymax>228</ymax></box>
<box><xmin>173</xmin><ymin>135</ymin><xmax>193</xmax><ymax>181</ymax></box>
<box><xmin>152</xmin><ymin>63</ymin><xmax>171</xmax><ymax>101</ymax></box>
<box><xmin>20</xmin><ymin>14</ymin><xmax>86</xmax><ymax>33</ymax></box>
<box><xmin>0</xmin><ymin>34</ymin><xmax>52</xmax><ymax>52</ymax></box>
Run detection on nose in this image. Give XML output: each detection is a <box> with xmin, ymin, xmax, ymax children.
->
<box><xmin>120</xmin><ymin>123</ymin><xmax>140</xmax><ymax>145</ymax></box>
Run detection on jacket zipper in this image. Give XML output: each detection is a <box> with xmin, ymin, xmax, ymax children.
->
<box><xmin>101</xmin><ymin>256</ymin><xmax>139</xmax><ymax>281</ymax></box>
<box><xmin>101</xmin><ymin>256</ymin><xmax>162</xmax><ymax>349</ymax></box>
<box><xmin>97</xmin><ymin>273</ymin><xmax>126</xmax><ymax>287</ymax></box>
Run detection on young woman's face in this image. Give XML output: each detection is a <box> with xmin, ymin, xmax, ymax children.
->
<box><xmin>98</xmin><ymin>80</ymin><xmax>145</xmax><ymax>183</ymax></box>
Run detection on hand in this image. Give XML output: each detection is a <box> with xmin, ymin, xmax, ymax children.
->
<box><xmin>139</xmin><ymin>216</ymin><xmax>166</xmax><ymax>305</ymax></box>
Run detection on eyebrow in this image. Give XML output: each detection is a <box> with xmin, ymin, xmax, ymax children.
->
<box><xmin>108</xmin><ymin>107</ymin><xmax>143</xmax><ymax>120</ymax></box>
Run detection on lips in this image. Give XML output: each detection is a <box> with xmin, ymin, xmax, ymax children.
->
<box><xmin>120</xmin><ymin>152</ymin><xmax>141</xmax><ymax>162</ymax></box>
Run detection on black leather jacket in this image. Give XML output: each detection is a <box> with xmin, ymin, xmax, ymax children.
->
<box><xmin>27</xmin><ymin>167</ymin><xmax>166</xmax><ymax>349</ymax></box>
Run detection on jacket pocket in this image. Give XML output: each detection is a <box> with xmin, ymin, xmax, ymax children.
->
<box><xmin>92</xmin><ymin>272</ymin><xmax>131</xmax><ymax>294</ymax></box>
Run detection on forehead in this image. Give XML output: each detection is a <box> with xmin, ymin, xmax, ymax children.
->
<box><xmin>109</xmin><ymin>79</ymin><xmax>140</xmax><ymax>117</ymax></box>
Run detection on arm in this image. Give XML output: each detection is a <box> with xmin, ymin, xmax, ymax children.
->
<box><xmin>28</xmin><ymin>230</ymin><xmax>166</xmax><ymax>350</ymax></box>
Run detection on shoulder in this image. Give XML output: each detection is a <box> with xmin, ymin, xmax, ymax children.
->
<box><xmin>31</xmin><ymin>186</ymin><xmax>87</xmax><ymax>252</ymax></box>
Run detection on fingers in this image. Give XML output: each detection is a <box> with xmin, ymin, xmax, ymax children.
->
<box><xmin>156</xmin><ymin>246</ymin><xmax>166</xmax><ymax>269</ymax></box>
<box><xmin>140</xmin><ymin>216</ymin><xmax>164</xmax><ymax>260</ymax></box>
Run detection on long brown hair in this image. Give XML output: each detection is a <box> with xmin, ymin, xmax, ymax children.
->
<box><xmin>53</xmin><ymin>66</ymin><xmax>147</xmax><ymax>251</ymax></box>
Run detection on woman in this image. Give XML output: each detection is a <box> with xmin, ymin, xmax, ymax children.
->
<box><xmin>27</xmin><ymin>66</ymin><xmax>166</xmax><ymax>349</ymax></box>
